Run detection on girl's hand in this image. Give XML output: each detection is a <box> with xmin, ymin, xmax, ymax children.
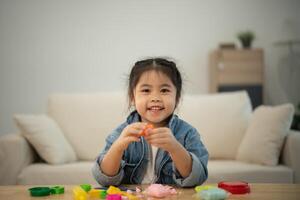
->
<box><xmin>114</xmin><ymin>122</ymin><xmax>147</xmax><ymax>151</ymax></box>
<box><xmin>144</xmin><ymin>127</ymin><xmax>180</xmax><ymax>153</ymax></box>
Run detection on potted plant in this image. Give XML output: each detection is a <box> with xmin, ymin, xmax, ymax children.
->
<box><xmin>237</xmin><ymin>31</ymin><xmax>255</xmax><ymax>48</ymax></box>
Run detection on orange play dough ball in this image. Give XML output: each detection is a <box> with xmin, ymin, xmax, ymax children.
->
<box><xmin>140</xmin><ymin>124</ymin><xmax>154</xmax><ymax>136</ymax></box>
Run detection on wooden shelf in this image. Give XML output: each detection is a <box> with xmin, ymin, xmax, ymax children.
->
<box><xmin>209</xmin><ymin>49</ymin><xmax>264</xmax><ymax>108</ymax></box>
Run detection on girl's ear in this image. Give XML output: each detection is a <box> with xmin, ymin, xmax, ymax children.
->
<box><xmin>175</xmin><ymin>98</ymin><xmax>181</xmax><ymax>109</ymax></box>
<box><xmin>129</xmin><ymin>99</ymin><xmax>136</xmax><ymax>112</ymax></box>
<box><xmin>130</xmin><ymin>91</ymin><xmax>136</xmax><ymax>105</ymax></box>
<box><xmin>131</xmin><ymin>101</ymin><xmax>135</xmax><ymax>107</ymax></box>
<box><xmin>130</xmin><ymin>97</ymin><xmax>135</xmax><ymax>106</ymax></box>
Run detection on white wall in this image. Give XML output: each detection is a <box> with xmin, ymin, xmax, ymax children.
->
<box><xmin>1</xmin><ymin>0</ymin><xmax>300</xmax><ymax>135</ymax></box>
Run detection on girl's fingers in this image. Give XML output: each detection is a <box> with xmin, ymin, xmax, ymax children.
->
<box><xmin>131</xmin><ymin>122</ymin><xmax>148</xmax><ymax>130</ymax></box>
<box><xmin>146</xmin><ymin>127</ymin><xmax>169</xmax><ymax>135</ymax></box>
<box><xmin>145</xmin><ymin>134</ymin><xmax>161</xmax><ymax>141</ymax></box>
<box><xmin>145</xmin><ymin>129</ymin><xmax>169</xmax><ymax>140</ymax></box>
<box><xmin>125</xmin><ymin>136</ymin><xmax>140</xmax><ymax>143</ymax></box>
<box><xmin>133</xmin><ymin>123</ymin><xmax>148</xmax><ymax>132</ymax></box>
<box><xmin>125</xmin><ymin>123</ymin><xmax>147</xmax><ymax>136</ymax></box>
<box><xmin>127</xmin><ymin>129</ymin><xmax>142</xmax><ymax>135</ymax></box>
<box><xmin>147</xmin><ymin>137</ymin><xmax>168</xmax><ymax>145</ymax></box>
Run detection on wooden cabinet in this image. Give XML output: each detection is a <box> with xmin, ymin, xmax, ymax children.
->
<box><xmin>209</xmin><ymin>49</ymin><xmax>264</xmax><ymax>108</ymax></box>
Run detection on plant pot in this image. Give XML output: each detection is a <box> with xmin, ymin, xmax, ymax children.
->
<box><xmin>240</xmin><ymin>39</ymin><xmax>252</xmax><ymax>49</ymax></box>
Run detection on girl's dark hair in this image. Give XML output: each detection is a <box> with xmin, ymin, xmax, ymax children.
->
<box><xmin>128</xmin><ymin>57</ymin><xmax>182</xmax><ymax>107</ymax></box>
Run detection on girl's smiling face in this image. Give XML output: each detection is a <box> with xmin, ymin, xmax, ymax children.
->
<box><xmin>133</xmin><ymin>70</ymin><xmax>177</xmax><ymax>127</ymax></box>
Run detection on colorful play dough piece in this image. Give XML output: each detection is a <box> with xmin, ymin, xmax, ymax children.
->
<box><xmin>145</xmin><ymin>184</ymin><xmax>177</xmax><ymax>198</ymax></box>
<box><xmin>88</xmin><ymin>189</ymin><xmax>106</xmax><ymax>198</ymax></box>
<box><xmin>80</xmin><ymin>184</ymin><xmax>92</xmax><ymax>192</ymax></box>
<box><xmin>195</xmin><ymin>185</ymin><xmax>215</xmax><ymax>193</ymax></box>
<box><xmin>124</xmin><ymin>193</ymin><xmax>139</xmax><ymax>200</ymax></box>
<box><xmin>106</xmin><ymin>194</ymin><xmax>122</xmax><ymax>200</ymax></box>
<box><xmin>50</xmin><ymin>186</ymin><xmax>64</xmax><ymax>194</ymax></box>
<box><xmin>106</xmin><ymin>186</ymin><xmax>139</xmax><ymax>200</ymax></box>
<box><xmin>73</xmin><ymin>186</ymin><xmax>87</xmax><ymax>200</ymax></box>
<box><xmin>99</xmin><ymin>189</ymin><xmax>107</xmax><ymax>199</ymax></box>
<box><xmin>199</xmin><ymin>188</ymin><xmax>228</xmax><ymax>200</ymax></box>
<box><xmin>28</xmin><ymin>187</ymin><xmax>51</xmax><ymax>197</ymax></box>
<box><xmin>107</xmin><ymin>185</ymin><xmax>122</xmax><ymax>195</ymax></box>
<box><xmin>88</xmin><ymin>189</ymin><xmax>99</xmax><ymax>198</ymax></box>
<box><xmin>139</xmin><ymin>123</ymin><xmax>154</xmax><ymax>136</ymax></box>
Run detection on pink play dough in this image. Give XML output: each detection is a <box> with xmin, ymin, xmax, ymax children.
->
<box><xmin>145</xmin><ymin>184</ymin><xmax>177</xmax><ymax>198</ymax></box>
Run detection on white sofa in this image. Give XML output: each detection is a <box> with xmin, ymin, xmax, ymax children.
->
<box><xmin>0</xmin><ymin>91</ymin><xmax>299</xmax><ymax>185</ymax></box>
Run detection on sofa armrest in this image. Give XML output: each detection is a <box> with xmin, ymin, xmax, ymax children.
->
<box><xmin>0</xmin><ymin>134</ymin><xmax>36</xmax><ymax>185</ymax></box>
<box><xmin>281</xmin><ymin>130</ymin><xmax>300</xmax><ymax>183</ymax></box>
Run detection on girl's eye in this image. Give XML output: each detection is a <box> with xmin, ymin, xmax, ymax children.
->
<box><xmin>141</xmin><ymin>89</ymin><xmax>150</xmax><ymax>93</ymax></box>
<box><xmin>161</xmin><ymin>88</ymin><xmax>170</xmax><ymax>93</ymax></box>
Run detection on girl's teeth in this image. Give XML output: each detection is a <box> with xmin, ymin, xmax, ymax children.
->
<box><xmin>150</xmin><ymin>107</ymin><xmax>161</xmax><ymax>110</ymax></box>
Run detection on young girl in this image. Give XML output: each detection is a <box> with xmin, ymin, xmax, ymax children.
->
<box><xmin>92</xmin><ymin>58</ymin><xmax>208</xmax><ymax>187</ymax></box>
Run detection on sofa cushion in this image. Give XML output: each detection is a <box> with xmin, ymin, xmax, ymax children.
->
<box><xmin>177</xmin><ymin>91</ymin><xmax>252</xmax><ymax>159</ymax></box>
<box><xmin>14</xmin><ymin>114</ymin><xmax>77</xmax><ymax>164</ymax></box>
<box><xmin>17</xmin><ymin>162</ymin><xmax>97</xmax><ymax>185</ymax></box>
<box><xmin>207</xmin><ymin>160</ymin><xmax>293</xmax><ymax>183</ymax></box>
<box><xmin>236</xmin><ymin>104</ymin><xmax>294</xmax><ymax>166</ymax></box>
<box><xmin>48</xmin><ymin>92</ymin><xmax>128</xmax><ymax>160</ymax></box>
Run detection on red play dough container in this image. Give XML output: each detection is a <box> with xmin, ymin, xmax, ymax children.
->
<box><xmin>218</xmin><ymin>181</ymin><xmax>250</xmax><ymax>194</ymax></box>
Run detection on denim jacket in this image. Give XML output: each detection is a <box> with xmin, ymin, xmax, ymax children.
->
<box><xmin>92</xmin><ymin>111</ymin><xmax>209</xmax><ymax>187</ymax></box>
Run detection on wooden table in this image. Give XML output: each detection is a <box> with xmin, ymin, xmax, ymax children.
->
<box><xmin>0</xmin><ymin>184</ymin><xmax>299</xmax><ymax>199</ymax></box>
